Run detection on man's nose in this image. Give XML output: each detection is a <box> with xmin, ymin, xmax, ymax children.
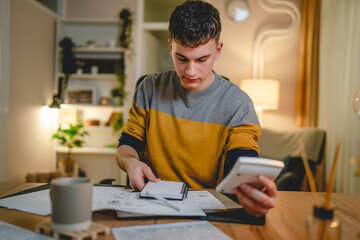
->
<box><xmin>185</xmin><ymin>61</ymin><xmax>196</xmax><ymax>76</ymax></box>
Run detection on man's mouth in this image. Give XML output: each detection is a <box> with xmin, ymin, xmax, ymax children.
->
<box><xmin>184</xmin><ymin>77</ymin><xmax>198</xmax><ymax>83</ymax></box>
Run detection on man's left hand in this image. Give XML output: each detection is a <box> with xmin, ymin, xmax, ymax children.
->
<box><xmin>233</xmin><ymin>175</ymin><xmax>277</xmax><ymax>217</ymax></box>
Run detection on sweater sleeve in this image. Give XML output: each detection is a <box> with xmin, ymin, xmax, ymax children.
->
<box><xmin>117</xmin><ymin>76</ymin><xmax>151</xmax><ymax>153</ymax></box>
<box><xmin>223</xmin><ymin>148</ymin><xmax>259</xmax><ymax>177</ymax></box>
<box><xmin>117</xmin><ymin>132</ymin><xmax>145</xmax><ymax>157</ymax></box>
<box><xmin>222</xmin><ymin>88</ymin><xmax>261</xmax><ymax>177</ymax></box>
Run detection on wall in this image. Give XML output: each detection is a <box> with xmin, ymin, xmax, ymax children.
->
<box><xmin>7</xmin><ymin>0</ymin><xmax>57</xmax><ymax>182</ymax></box>
<box><xmin>0</xmin><ymin>0</ymin><xmax>10</xmax><ymax>181</ymax></box>
<box><xmin>211</xmin><ymin>0</ymin><xmax>301</xmax><ymax>130</ymax></box>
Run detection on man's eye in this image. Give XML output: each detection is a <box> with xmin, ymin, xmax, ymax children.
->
<box><xmin>177</xmin><ymin>58</ymin><xmax>187</xmax><ymax>62</ymax></box>
<box><xmin>197</xmin><ymin>59</ymin><xmax>207</xmax><ymax>62</ymax></box>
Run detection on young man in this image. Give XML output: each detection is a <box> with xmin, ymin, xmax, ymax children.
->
<box><xmin>116</xmin><ymin>0</ymin><xmax>277</xmax><ymax>217</ymax></box>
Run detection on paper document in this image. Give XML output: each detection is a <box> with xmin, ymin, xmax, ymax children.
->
<box><xmin>0</xmin><ymin>189</ymin><xmax>51</xmax><ymax>215</ymax></box>
<box><xmin>94</xmin><ymin>187</ymin><xmax>226</xmax><ymax>215</ymax></box>
<box><xmin>0</xmin><ymin>186</ymin><xmax>224</xmax><ymax>217</ymax></box>
<box><xmin>111</xmin><ymin>221</ymin><xmax>233</xmax><ymax>240</ymax></box>
<box><xmin>0</xmin><ymin>220</ymin><xmax>55</xmax><ymax>240</ymax></box>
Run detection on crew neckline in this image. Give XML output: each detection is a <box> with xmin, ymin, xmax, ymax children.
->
<box><xmin>174</xmin><ymin>71</ymin><xmax>222</xmax><ymax>100</ymax></box>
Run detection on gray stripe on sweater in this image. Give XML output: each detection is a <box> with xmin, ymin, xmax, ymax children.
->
<box><xmin>133</xmin><ymin>70</ymin><xmax>259</xmax><ymax>127</ymax></box>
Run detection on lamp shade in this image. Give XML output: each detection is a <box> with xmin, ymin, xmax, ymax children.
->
<box><xmin>239</xmin><ymin>79</ymin><xmax>280</xmax><ymax>110</ymax></box>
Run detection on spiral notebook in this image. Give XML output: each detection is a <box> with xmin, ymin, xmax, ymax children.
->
<box><xmin>139</xmin><ymin>181</ymin><xmax>188</xmax><ymax>200</ymax></box>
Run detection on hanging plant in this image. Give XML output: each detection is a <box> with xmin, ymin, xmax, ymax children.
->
<box><xmin>111</xmin><ymin>8</ymin><xmax>133</xmax><ymax>106</ymax></box>
<box><xmin>111</xmin><ymin>8</ymin><xmax>133</xmax><ymax>135</ymax></box>
<box><xmin>111</xmin><ymin>58</ymin><xmax>126</xmax><ymax>106</ymax></box>
<box><xmin>118</xmin><ymin>8</ymin><xmax>133</xmax><ymax>49</ymax></box>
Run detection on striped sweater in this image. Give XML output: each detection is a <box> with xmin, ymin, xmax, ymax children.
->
<box><xmin>119</xmin><ymin>70</ymin><xmax>261</xmax><ymax>188</ymax></box>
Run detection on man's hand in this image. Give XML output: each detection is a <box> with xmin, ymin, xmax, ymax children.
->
<box><xmin>126</xmin><ymin>160</ymin><xmax>160</xmax><ymax>190</ymax></box>
<box><xmin>116</xmin><ymin>145</ymin><xmax>160</xmax><ymax>191</ymax></box>
<box><xmin>233</xmin><ymin>175</ymin><xmax>277</xmax><ymax>217</ymax></box>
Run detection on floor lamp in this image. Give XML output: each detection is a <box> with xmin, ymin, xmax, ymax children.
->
<box><xmin>239</xmin><ymin>0</ymin><xmax>300</xmax><ymax>124</ymax></box>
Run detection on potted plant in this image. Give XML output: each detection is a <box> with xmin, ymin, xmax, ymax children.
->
<box><xmin>52</xmin><ymin>123</ymin><xmax>89</xmax><ymax>177</ymax></box>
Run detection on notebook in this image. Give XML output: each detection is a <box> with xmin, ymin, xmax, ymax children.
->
<box><xmin>140</xmin><ymin>181</ymin><xmax>188</xmax><ymax>200</ymax></box>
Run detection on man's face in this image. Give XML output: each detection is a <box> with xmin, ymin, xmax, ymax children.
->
<box><xmin>168</xmin><ymin>39</ymin><xmax>223</xmax><ymax>92</ymax></box>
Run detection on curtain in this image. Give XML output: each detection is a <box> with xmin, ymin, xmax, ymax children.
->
<box><xmin>296</xmin><ymin>0</ymin><xmax>321</xmax><ymax>127</ymax></box>
<box><xmin>318</xmin><ymin>0</ymin><xmax>360</xmax><ymax>193</ymax></box>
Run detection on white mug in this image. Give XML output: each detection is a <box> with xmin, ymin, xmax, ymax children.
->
<box><xmin>50</xmin><ymin>177</ymin><xmax>93</xmax><ymax>232</ymax></box>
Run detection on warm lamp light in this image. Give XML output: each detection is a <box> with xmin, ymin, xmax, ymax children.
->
<box><xmin>239</xmin><ymin>79</ymin><xmax>280</xmax><ymax>123</ymax></box>
<box><xmin>240</xmin><ymin>79</ymin><xmax>280</xmax><ymax>110</ymax></box>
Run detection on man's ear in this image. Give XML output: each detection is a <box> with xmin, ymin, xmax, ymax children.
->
<box><xmin>168</xmin><ymin>39</ymin><xmax>172</xmax><ymax>54</ymax></box>
<box><xmin>215</xmin><ymin>41</ymin><xmax>223</xmax><ymax>60</ymax></box>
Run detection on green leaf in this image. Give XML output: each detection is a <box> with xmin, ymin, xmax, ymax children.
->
<box><xmin>52</xmin><ymin>122</ymin><xmax>89</xmax><ymax>159</ymax></box>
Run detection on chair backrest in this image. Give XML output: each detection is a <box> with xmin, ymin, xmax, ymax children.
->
<box><xmin>258</xmin><ymin>127</ymin><xmax>326</xmax><ymax>191</ymax></box>
<box><xmin>258</xmin><ymin>127</ymin><xmax>326</xmax><ymax>165</ymax></box>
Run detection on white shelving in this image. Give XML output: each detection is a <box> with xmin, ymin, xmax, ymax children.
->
<box><xmin>56</xmin><ymin>17</ymin><xmax>126</xmax><ymax>109</ymax></box>
<box><xmin>52</xmin><ymin>2</ymin><xmax>138</xmax><ymax>186</ymax></box>
<box><xmin>76</xmin><ymin>47</ymin><xmax>125</xmax><ymax>53</ymax></box>
<box><xmin>61</xmin><ymin>104</ymin><xmax>122</xmax><ymax>111</ymax></box>
<box><xmin>55</xmin><ymin>17</ymin><xmax>126</xmax><ymax>174</ymax></box>
<box><xmin>55</xmin><ymin>146</ymin><xmax>116</xmax><ymax>155</ymax></box>
<box><xmin>59</xmin><ymin>73</ymin><xmax>116</xmax><ymax>80</ymax></box>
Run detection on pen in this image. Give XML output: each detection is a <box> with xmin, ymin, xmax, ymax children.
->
<box><xmin>146</xmin><ymin>191</ymin><xmax>181</xmax><ymax>211</ymax></box>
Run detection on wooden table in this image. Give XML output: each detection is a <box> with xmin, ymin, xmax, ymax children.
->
<box><xmin>0</xmin><ymin>182</ymin><xmax>359</xmax><ymax>240</ymax></box>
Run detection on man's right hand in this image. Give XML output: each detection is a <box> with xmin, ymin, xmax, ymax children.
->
<box><xmin>116</xmin><ymin>145</ymin><xmax>160</xmax><ymax>191</ymax></box>
<box><xmin>126</xmin><ymin>160</ymin><xmax>160</xmax><ymax>190</ymax></box>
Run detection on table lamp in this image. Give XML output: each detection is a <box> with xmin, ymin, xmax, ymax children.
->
<box><xmin>239</xmin><ymin>78</ymin><xmax>279</xmax><ymax>124</ymax></box>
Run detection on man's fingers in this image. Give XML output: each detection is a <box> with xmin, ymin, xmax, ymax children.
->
<box><xmin>258</xmin><ymin>175</ymin><xmax>278</xmax><ymax>197</ymax></box>
<box><xmin>233</xmin><ymin>187</ymin><xmax>268</xmax><ymax>217</ymax></box>
<box><xmin>143</xmin><ymin>167</ymin><xmax>159</xmax><ymax>182</ymax></box>
<box><xmin>239</xmin><ymin>183</ymin><xmax>275</xmax><ymax>209</ymax></box>
<box><xmin>130</xmin><ymin>177</ymin><xmax>146</xmax><ymax>191</ymax></box>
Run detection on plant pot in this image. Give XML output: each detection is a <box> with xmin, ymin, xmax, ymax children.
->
<box><xmin>59</xmin><ymin>158</ymin><xmax>78</xmax><ymax>177</ymax></box>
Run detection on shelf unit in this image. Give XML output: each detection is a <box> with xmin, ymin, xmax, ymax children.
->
<box><xmin>55</xmin><ymin>17</ymin><xmax>125</xmax><ymax>105</ymax></box>
<box><xmin>54</xmin><ymin>16</ymin><xmax>130</xmax><ymax>185</ymax></box>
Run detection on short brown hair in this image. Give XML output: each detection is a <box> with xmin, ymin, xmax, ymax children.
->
<box><xmin>169</xmin><ymin>0</ymin><xmax>221</xmax><ymax>48</ymax></box>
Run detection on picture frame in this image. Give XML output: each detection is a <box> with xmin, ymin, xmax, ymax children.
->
<box><xmin>65</xmin><ymin>86</ymin><xmax>96</xmax><ymax>104</ymax></box>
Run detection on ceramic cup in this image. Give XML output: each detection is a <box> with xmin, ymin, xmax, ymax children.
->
<box><xmin>50</xmin><ymin>177</ymin><xmax>93</xmax><ymax>232</ymax></box>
